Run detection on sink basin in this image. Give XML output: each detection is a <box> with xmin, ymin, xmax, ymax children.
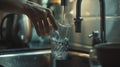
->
<box><xmin>95</xmin><ymin>42</ymin><xmax>120</xmax><ymax>67</ymax></box>
<box><xmin>0</xmin><ymin>48</ymin><xmax>90</xmax><ymax>67</ymax></box>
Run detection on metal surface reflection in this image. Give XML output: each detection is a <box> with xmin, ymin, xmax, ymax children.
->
<box><xmin>0</xmin><ymin>49</ymin><xmax>89</xmax><ymax>67</ymax></box>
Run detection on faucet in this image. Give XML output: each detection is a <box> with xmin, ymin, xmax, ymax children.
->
<box><xmin>75</xmin><ymin>0</ymin><xmax>106</xmax><ymax>43</ymax></box>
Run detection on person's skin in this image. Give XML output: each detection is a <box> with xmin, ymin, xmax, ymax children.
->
<box><xmin>0</xmin><ymin>0</ymin><xmax>58</xmax><ymax>36</ymax></box>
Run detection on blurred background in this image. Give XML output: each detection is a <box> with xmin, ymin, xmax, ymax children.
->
<box><xmin>0</xmin><ymin>0</ymin><xmax>120</xmax><ymax>52</ymax></box>
<box><xmin>0</xmin><ymin>0</ymin><xmax>120</xmax><ymax>67</ymax></box>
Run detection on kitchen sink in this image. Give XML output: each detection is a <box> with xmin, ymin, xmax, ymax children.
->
<box><xmin>0</xmin><ymin>48</ymin><xmax>90</xmax><ymax>67</ymax></box>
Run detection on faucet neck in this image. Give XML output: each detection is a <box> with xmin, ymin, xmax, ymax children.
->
<box><xmin>76</xmin><ymin>0</ymin><xmax>82</xmax><ymax>18</ymax></box>
<box><xmin>99</xmin><ymin>0</ymin><xmax>106</xmax><ymax>43</ymax></box>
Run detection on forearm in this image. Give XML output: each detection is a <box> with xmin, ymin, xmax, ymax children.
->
<box><xmin>0</xmin><ymin>0</ymin><xmax>27</xmax><ymax>13</ymax></box>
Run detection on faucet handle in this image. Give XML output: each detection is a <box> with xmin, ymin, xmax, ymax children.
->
<box><xmin>89</xmin><ymin>31</ymin><xmax>102</xmax><ymax>46</ymax></box>
<box><xmin>89</xmin><ymin>31</ymin><xmax>99</xmax><ymax>38</ymax></box>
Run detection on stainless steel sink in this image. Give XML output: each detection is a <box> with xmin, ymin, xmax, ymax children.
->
<box><xmin>95</xmin><ymin>42</ymin><xmax>120</xmax><ymax>67</ymax></box>
<box><xmin>0</xmin><ymin>48</ymin><xmax>90</xmax><ymax>67</ymax></box>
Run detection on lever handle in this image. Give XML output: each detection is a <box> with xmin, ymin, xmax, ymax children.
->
<box><xmin>89</xmin><ymin>31</ymin><xmax>101</xmax><ymax>46</ymax></box>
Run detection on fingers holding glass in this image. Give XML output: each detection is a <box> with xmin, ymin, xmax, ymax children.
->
<box><xmin>23</xmin><ymin>2</ymin><xmax>58</xmax><ymax>36</ymax></box>
<box><xmin>24</xmin><ymin>4</ymin><xmax>46</xmax><ymax>36</ymax></box>
<box><xmin>46</xmin><ymin>9</ymin><xmax>58</xmax><ymax>30</ymax></box>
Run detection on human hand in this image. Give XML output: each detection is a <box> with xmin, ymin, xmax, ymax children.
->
<box><xmin>23</xmin><ymin>1</ymin><xmax>58</xmax><ymax>36</ymax></box>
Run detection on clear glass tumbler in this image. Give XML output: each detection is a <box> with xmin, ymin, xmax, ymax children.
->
<box><xmin>50</xmin><ymin>30</ymin><xmax>69</xmax><ymax>60</ymax></box>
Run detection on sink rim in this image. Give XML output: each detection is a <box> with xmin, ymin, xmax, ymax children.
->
<box><xmin>95</xmin><ymin>42</ymin><xmax>120</xmax><ymax>49</ymax></box>
<box><xmin>0</xmin><ymin>48</ymin><xmax>89</xmax><ymax>58</ymax></box>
